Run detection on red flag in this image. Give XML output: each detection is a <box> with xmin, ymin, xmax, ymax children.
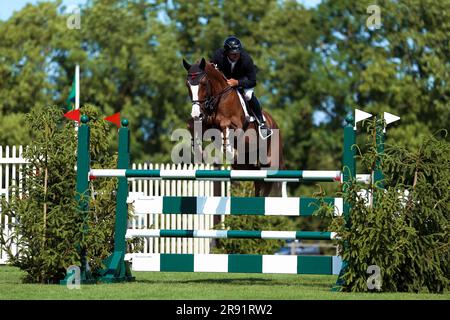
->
<box><xmin>104</xmin><ymin>112</ymin><xmax>121</xmax><ymax>128</ymax></box>
<box><xmin>64</xmin><ymin>109</ymin><xmax>81</xmax><ymax>122</ymax></box>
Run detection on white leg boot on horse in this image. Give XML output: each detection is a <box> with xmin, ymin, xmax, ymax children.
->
<box><xmin>222</xmin><ymin>127</ymin><xmax>236</xmax><ymax>164</ymax></box>
<box><xmin>188</xmin><ymin>118</ymin><xmax>204</xmax><ymax>164</ymax></box>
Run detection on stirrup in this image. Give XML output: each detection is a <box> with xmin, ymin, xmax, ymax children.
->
<box><xmin>258</xmin><ymin>123</ymin><xmax>272</xmax><ymax>139</ymax></box>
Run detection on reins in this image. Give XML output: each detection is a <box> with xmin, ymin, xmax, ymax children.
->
<box><xmin>189</xmin><ymin>68</ymin><xmax>235</xmax><ymax>112</ymax></box>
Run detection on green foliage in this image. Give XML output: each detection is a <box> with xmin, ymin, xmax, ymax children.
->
<box><xmin>311</xmin><ymin>0</ymin><xmax>450</xmax><ymax>148</ymax></box>
<box><xmin>0</xmin><ymin>104</ymin><xmax>118</xmax><ymax>283</ymax></box>
<box><xmin>321</xmin><ymin>123</ymin><xmax>449</xmax><ymax>293</ymax></box>
<box><xmin>212</xmin><ymin>182</ymin><xmax>295</xmax><ymax>254</ymax></box>
<box><xmin>0</xmin><ymin>0</ymin><xmax>448</xmax><ymax>173</ymax></box>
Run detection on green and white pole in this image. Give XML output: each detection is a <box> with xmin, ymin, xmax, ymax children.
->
<box><xmin>126</xmin><ymin>229</ymin><xmax>339</xmax><ymax>240</ymax></box>
<box><xmin>90</xmin><ymin>169</ymin><xmax>343</xmax><ymax>182</ymax></box>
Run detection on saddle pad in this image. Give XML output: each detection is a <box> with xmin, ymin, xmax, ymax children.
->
<box><xmin>236</xmin><ymin>91</ymin><xmax>252</xmax><ymax>120</ymax></box>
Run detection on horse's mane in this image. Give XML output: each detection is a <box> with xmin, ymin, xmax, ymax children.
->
<box><xmin>205</xmin><ymin>62</ymin><xmax>228</xmax><ymax>86</ymax></box>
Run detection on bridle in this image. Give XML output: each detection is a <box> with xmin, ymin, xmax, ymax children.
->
<box><xmin>187</xmin><ymin>69</ymin><xmax>234</xmax><ymax>118</ymax></box>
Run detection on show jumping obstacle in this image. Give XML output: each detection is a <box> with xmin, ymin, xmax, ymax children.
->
<box><xmin>62</xmin><ymin>109</ymin><xmax>398</xmax><ymax>287</ymax></box>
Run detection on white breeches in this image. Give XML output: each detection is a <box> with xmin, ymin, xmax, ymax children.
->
<box><xmin>243</xmin><ymin>88</ymin><xmax>254</xmax><ymax>101</ymax></box>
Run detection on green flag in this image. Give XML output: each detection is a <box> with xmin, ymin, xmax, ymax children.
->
<box><xmin>66</xmin><ymin>65</ymin><xmax>79</xmax><ymax>111</ymax></box>
<box><xmin>66</xmin><ymin>75</ymin><xmax>76</xmax><ymax>111</ymax></box>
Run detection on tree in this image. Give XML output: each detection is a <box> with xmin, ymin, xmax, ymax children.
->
<box><xmin>312</xmin><ymin>0</ymin><xmax>450</xmax><ymax>150</ymax></box>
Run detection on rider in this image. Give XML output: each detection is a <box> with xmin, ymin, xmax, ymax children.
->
<box><xmin>211</xmin><ymin>36</ymin><xmax>272</xmax><ymax>138</ymax></box>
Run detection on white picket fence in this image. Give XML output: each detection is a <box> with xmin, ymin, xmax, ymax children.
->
<box><xmin>0</xmin><ymin>145</ymin><xmax>229</xmax><ymax>264</ymax></box>
<box><xmin>128</xmin><ymin>162</ymin><xmax>229</xmax><ymax>255</ymax></box>
<box><xmin>0</xmin><ymin>146</ymin><xmax>27</xmax><ymax>264</ymax></box>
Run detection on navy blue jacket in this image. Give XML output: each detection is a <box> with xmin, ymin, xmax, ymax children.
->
<box><xmin>211</xmin><ymin>48</ymin><xmax>257</xmax><ymax>89</ymax></box>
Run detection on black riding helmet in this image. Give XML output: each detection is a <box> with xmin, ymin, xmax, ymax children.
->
<box><xmin>223</xmin><ymin>36</ymin><xmax>242</xmax><ymax>54</ymax></box>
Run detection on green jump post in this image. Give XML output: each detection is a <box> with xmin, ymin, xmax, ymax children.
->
<box><xmin>61</xmin><ymin>115</ymin><xmax>95</xmax><ymax>285</ymax></box>
<box><xmin>370</xmin><ymin>117</ymin><xmax>385</xmax><ymax>208</ymax></box>
<box><xmin>374</xmin><ymin>117</ymin><xmax>385</xmax><ymax>189</ymax></box>
<box><xmin>333</xmin><ymin>115</ymin><xmax>356</xmax><ymax>291</ymax></box>
<box><xmin>99</xmin><ymin>119</ymin><xmax>134</xmax><ymax>283</ymax></box>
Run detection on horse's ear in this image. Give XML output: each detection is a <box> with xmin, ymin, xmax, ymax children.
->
<box><xmin>182</xmin><ymin>59</ymin><xmax>191</xmax><ymax>71</ymax></box>
<box><xmin>199</xmin><ymin>57</ymin><xmax>206</xmax><ymax>70</ymax></box>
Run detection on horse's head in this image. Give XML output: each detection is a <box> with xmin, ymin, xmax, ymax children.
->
<box><xmin>183</xmin><ymin>58</ymin><xmax>208</xmax><ymax>121</ymax></box>
<box><xmin>183</xmin><ymin>57</ymin><xmax>228</xmax><ymax>121</ymax></box>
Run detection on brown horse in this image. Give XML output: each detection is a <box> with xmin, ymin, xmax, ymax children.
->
<box><xmin>183</xmin><ymin>58</ymin><xmax>285</xmax><ymax>196</ymax></box>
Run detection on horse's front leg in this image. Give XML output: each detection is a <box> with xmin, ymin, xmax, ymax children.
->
<box><xmin>222</xmin><ymin>127</ymin><xmax>234</xmax><ymax>164</ymax></box>
<box><xmin>190</xmin><ymin>119</ymin><xmax>203</xmax><ymax>163</ymax></box>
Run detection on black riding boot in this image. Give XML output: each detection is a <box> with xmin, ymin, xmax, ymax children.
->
<box><xmin>249</xmin><ymin>95</ymin><xmax>272</xmax><ymax>138</ymax></box>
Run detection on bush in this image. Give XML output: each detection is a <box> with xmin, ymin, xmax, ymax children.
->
<box><xmin>322</xmin><ymin>122</ymin><xmax>449</xmax><ymax>293</ymax></box>
<box><xmin>0</xmin><ymin>104</ymin><xmax>118</xmax><ymax>283</ymax></box>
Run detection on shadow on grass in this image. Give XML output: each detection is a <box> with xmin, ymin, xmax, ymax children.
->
<box><xmin>134</xmin><ymin>276</ymin><xmax>334</xmax><ymax>290</ymax></box>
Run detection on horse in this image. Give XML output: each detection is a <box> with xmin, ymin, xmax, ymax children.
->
<box><xmin>183</xmin><ymin>57</ymin><xmax>285</xmax><ymax>196</ymax></box>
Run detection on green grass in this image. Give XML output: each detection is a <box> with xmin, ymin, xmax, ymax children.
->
<box><xmin>0</xmin><ymin>266</ymin><xmax>448</xmax><ymax>300</ymax></box>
